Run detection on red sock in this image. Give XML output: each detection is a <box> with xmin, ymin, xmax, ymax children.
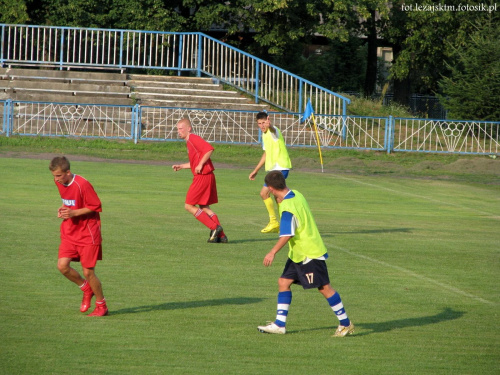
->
<box><xmin>80</xmin><ymin>280</ymin><xmax>93</xmax><ymax>293</ymax></box>
<box><xmin>210</xmin><ymin>214</ymin><xmax>225</xmax><ymax>237</ymax></box>
<box><xmin>194</xmin><ymin>209</ymin><xmax>217</xmax><ymax>230</ymax></box>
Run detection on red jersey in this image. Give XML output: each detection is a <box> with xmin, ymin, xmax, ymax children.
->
<box><xmin>55</xmin><ymin>174</ymin><xmax>102</xmax><ymax>246</ymax></box>
<box><xmin>186</xmin><ymin>133</ymin><xmax>215</xmax><ymax>175</ymax></box>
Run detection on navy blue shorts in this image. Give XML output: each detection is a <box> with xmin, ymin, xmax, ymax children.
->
<box><xmin>264</xmin><ymin>170</ymin><xmax>289</xmax><ymax>187</ymax></box>
<box><xmin>280</xmin><ymin>258</ymin><xmax>331</xmax><ymax>289</ymax></box>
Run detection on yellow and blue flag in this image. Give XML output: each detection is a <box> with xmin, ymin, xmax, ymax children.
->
<box><xmin>300</xmin><ymin>98</ymin><xmax>324</xmax><ymax>172</ymax></box>
<box><xmin>301</xmin><ymin>99</ymin><xmax>314</xmax><ymax>123</ymax></box>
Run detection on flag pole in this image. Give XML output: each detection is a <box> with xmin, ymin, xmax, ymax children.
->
<box><xmin>310</xmin><ymin>112</ymin><xmax>324</xmax><ymax>173</ymax></box>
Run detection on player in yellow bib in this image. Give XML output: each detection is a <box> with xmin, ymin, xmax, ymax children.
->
<box><xmin>249</xmin><ymin>112</ymin><xmax>292</xmax><ymax>233</ymax></box>
<box><xmin>257</xmin><ymin>171</ymin><xmax>355</xmax><ymax>337</ymax></box>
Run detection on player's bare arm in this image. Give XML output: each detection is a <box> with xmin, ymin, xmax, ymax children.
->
<box><xmin>172</xmin><ymin>162</ymin><xmax>190</xmax><ymax>172</ymax></box>
<box><xmin>58</xmin><ymin>206</ymin><xmax>95</xmax><ymax>219</ymax></box>
<box><xmin>263</xmin><ymin>236</ymin><xmax>291</xmax><ymax>267</ymax></box>
<box><xmin>249</xmin><ymin>152</ymin><xmax>266</xmax><ymax>180</ymax></box>
<box><xmin>195</xmin><ymin>150</ymin><xmax>213</xmax><ymax>174</ymax></box>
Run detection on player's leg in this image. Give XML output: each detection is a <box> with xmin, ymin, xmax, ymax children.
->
<box><xmin>82</xmin><ymin>267</ymin><xmax>104</xmax><ymax>301</ymax></box>
<box><xmin>57</xmin><ymin>257</ymin><xmax>96</xmax><ymax>312</ymax></box>
<box><xmin>57</xmin><ymin>240</ymin><xmax>98</xmax><ymax>313</ymax></box>
<box><xmin>201</xmin><ymin>206</ymin><xmax>227</xmax><ymax>243</ymax></box>
<box><xmin>257</xmin><ymin>277</ymin><xmax>294</xmax><ymax>334</ymax></box>
<box><xmin>318</xmin><ymin>284</ymin><xmax>354</xmax><ymax>337</ymax></box>
<box><xmin>258</xmin><ymin>259</ymin><xmax>297</xmax><ymax>334</ymax></box>
<box><xmin>260</xmin><ymin>185</ymin><xmax>279</xmax><ymax>233</ymax></box>
<box><xmin>185</xmin><ymin>177</ymin><xmax>222</xmax><ymax>241</ymax></box>
<box><xmin>185</xmin><ymin>203</ymin><xmax>216</xmax><ymax>228</ymax></box>
<box><xmin>57</xmin><ymin>257</ymin><xmax>85</xmax><ymax>285</ymax></box>
<box><xmin>81</xmin><ymin>245</ymin><xmax>108</xmax><ymax>317</ymax></box>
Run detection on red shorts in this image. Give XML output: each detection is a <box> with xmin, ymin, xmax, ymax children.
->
<box><xmin>185</xmin><ymin>173</ymin><xmax>218</xmax><ymax>206</ymax></box>
<box><xmin>59</xmin><ymin>239</ymin><xmax>102</xmax><ymax>268</ymax></box>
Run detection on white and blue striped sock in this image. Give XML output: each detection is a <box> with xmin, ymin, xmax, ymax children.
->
<box><xmin>327</xmin><ymin>292</ymin><xmax>350</xmax><ymax>327</ymax></box>
<box><xmin>275</xmin><ymin>291</ymin><xmax>292</xmax><ymax>328</ymax></box>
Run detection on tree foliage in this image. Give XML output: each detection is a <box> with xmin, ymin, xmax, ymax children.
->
<box><xmin>8</xmin><ymin>0</ymin><xmax>500</xmax><ymax>119</ymax></box>
<box><xmin>438</xmin><ymin>18</ymin><xmax>500</xmax><ymax>121</ymax></box>
<box><xmin>0</xmin><ymin>0</ymin><xmax>30</xmax><ymax>24</ymax></box>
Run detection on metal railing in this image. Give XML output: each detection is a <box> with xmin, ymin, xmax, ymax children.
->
<box><xmin>1</xmin><ymin>99</ymin><xmax>498</xmax><ymax>155</ymax></box>
<box><xmin>0</xmin><ymin>23</ymin><xmax>350</xmax><ymax>117</ymax></box>
<box><xmin>392</xmin><ymin>117</ymin><xmax>500</xmax><ymax>154</ymax></box>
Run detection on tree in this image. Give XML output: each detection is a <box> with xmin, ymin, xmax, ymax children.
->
<box><xmin>383</xmin><ymin>0</ymin><xmax>497</xmax><ymax>106</ymax></box>
<box><xmin>438</xmin><ymin>18</ymin><xmax>500</xmax><ymax>121</ymax></box>
<box><xmin>0</xmin><ymin>0</ymin><xmax>30</xmax><ymax>24</ymax></box>
<box><xmin>290</xmin><ymin>37</ymin><xmax>366</xmax><ymax>93</ymax></box>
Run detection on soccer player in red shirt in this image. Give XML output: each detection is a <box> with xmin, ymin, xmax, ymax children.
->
<box><xmin>172</xmin><ymin>118</ymin><xmax>227</xmax><ymax>243</ymax></box>
<box><xmin>49</xmin><ymin>156</ymin><xmax>108</xmax><ymax>316</ymax></box>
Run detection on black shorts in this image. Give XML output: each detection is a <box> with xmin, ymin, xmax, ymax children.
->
<box><xmin>280</xmin><ymin>258</ymin><xmax>331</xmax><ymax>289</ymax></box>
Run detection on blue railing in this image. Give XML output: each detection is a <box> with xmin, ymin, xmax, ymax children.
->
<box><xmin>1</xmin><ymin>99</ymin><xmax>498</xmax><ymax>155</ymax></box>
<box><xmin>0</xmin><ymin>23</ymin><xmax>350</xmax><ymax>117</ymax></box>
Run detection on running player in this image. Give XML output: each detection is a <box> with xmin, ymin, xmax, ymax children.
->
<box><xmin>49</xmin><ymin>156</ymin><xmax>108</xmax><ymax>316</ymax></box>
<box><xmin>172</xmin><ymin>118</ymin><xmax>227</xmax><ymax>243</ymax></box>
<box><xmin>249</xmin><ymin>111</ymin><xmax>292</xmax><ymax>234</ymax></box>
<box><xmin>257</xmin><ymin>171</ymin><xmax>354</xmax><ymax>337</ymax></box>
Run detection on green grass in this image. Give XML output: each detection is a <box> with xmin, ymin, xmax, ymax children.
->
<box><xmin>1</xmin><ymin>136</ymin><xmax>499</xmax><ymax>184</ymax></box>
<box><xmin>0</xmin><ymin>155</ymin><xmax>498</xmax><ymax>374</ymax></box>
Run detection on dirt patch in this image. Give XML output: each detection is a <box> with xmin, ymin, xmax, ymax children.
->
<box><xmin>328</xmin><ymin>157</ymin><xmax>366</xmax><ymax>168</ymax></box>
<box><xmin>367</xmin><ymin>160</ymin><xmax>405</xmax><ymax>173</ymax></box>
<box><xmin>443</xmin><ymin>158</ymin><xmax>500</xmax><ymax>175</ymax></box>
<box><xmin>0</xmin><ymin>151</ymin><xmax>237</xmax><ymax>169</ymax></box>
<box><xmin>1</xmin><ymin>151</ymin><xmax>171</xmax><ymax>165</ymax></box>
<box><xmin>291</xmin><ymin>156</ymin><xmax>322</xmax><ymax>170</ymax></box>
<box><xmin>410</xmin><ymin>161</ymin><xmax>445</xmax><ymax>172</ymax></box>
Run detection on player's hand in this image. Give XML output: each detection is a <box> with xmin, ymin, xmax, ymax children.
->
<box><xmin>249</xmin><ymin>171</ymin><xmax>257</xmax><ymax>180</ymax></box>
<box><xmin>58</xmin><ymin>206</ymin><xmax>73</xmax><ymax>219</ymax></box>
<box><xmin>263</xmin><ymin>252</ymin><xmax>275</xmax><ymax>267</ymax></box>
<box><xmin>195</xmin><ymin>164</ymin><xmax>203</xmax><ymax>174</ymax></box>
<box><xmin>172</xmin><ymin>165</ymin><xmax>181</xmax><ymax>171</ymax></box>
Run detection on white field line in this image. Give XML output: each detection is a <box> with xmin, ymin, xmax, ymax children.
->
<box><xmin>335</xmin><ymin>174</ymin><xmax>500</xmax><ymax>219</ymax></box>
<box><xmin>328</xmin><ymin>174</ymin><xmax>498</xmax><ymax>305</ymax></box>
<box><xmin>331</xmin><ymin>244</ymin><xmax>497</xmax><ymax>306</ymax></box>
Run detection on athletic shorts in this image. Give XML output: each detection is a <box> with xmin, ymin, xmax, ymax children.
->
<box><xmin>186</xmin><ymin>173</ymin><xmax>218</xmax><ymax>206</ymax></box>
<box><xmin>280</xmin><ymin>258</ymin><xmax>331</xmax><ymax>289</ymax></box>
<box><xmin>264</xmin><ymin>170</ymin><xmax>289</xmax><ymax>187</ymax></box>
<box><xmin>59</xmin><ymin>239</ymin><xmax>102</xmax><ymax>268</ymax></box>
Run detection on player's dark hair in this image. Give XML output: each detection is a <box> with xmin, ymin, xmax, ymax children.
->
<box><xmin>256</xmin><ymin>111</ymin><xmax>268</xmax><ymax>120</ymax></box>
<box><xmin>49</xmin><ymin>156</ymin><xmax>70</xmax><ymax>172</ymax></box>
<box><xmin>256</xmin><ymin>111</ymin><xmax>276</xmax><ymax>135</ymax></box>
<box><xmin>265</xmin><ymin>171</ymin><xmax>287</xmax><ymax>190</ymax></box>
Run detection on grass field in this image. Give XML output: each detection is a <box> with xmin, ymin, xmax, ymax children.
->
<box><xmin>0</xmin><ymin>154</ymin><xmax>499</xmax><ymax>375</ymax></box>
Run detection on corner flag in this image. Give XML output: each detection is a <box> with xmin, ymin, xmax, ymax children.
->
<box><xmin>301</xmin><ymin>99</ymin><xmax>314</xmax><ymax>123</ymax></box>
<box><xmin>301</xmin><ymin>99</ymin><xmax>324</xmax><ymax>172</ymax></box>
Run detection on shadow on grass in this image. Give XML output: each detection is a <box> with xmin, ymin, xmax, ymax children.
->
<box><xmin>228</xmin><ymin>237</ymin><xmax>277</xmax><ymax>244</ymax></box>
<box><xmin>322</xmin><ymin>228</ymin><xmax>414</xmax><ymax>236</ymax></box>
<box><xmin>288</xmin><ymin>307</ymin><xmax>464</xmax><ymax>336</ymax></box>
<box><xmin>353</xmin><ymin>307</ymin><xmax>465</xmax><ymax>336</ymax></box>
<box><xmin>110</xmin><ymin>297</ymin><xmax>264</xmax><ymax>315</ymax></box>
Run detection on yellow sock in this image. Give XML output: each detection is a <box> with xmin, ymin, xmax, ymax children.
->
<box><xmin>263</xmin><ymin>197</ymin><xmax>278</xmax><ymax>222</ymax></box>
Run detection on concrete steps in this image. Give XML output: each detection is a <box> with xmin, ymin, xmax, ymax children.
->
<box><xmin>0</xmin><ymin>68</ymin><xmax>132</xmax><ymax>105</ymax></box>
<box><xmin>0</xmin><ymin>68</ymin><xmax>268</xmax><ymax>111</ymax></box>
<box><xmin>0</xmin><ymin>68</ymin><xmax>128</xmax><ymax>84</ymax></box>
<box><xmin>127</xmin><ymin>74</ymin><xmax>267</xmax><ymax>111</ymax></box>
